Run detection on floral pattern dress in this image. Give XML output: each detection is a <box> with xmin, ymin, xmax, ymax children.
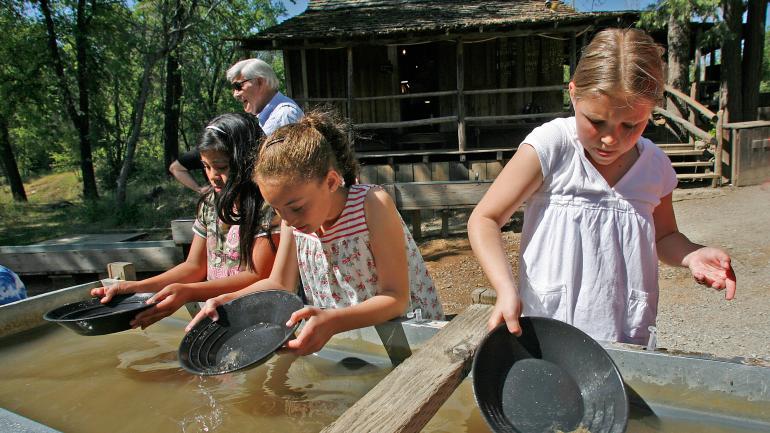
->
<box><xmin>293</xmin><ymin>184</ymin><xmax>444</xmax><ymax>320</ymax></box>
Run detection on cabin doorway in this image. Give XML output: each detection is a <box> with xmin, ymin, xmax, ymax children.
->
<box><xmin>397</xmin><ymin>43</ymin><xmax>440</xmax><ymax>127</ymax></box>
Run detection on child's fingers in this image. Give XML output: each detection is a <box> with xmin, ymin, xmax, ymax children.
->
<box><xmin>286</xmin><ymin>306</ymin><xmax>315</xmax><ymax>327</ymax></box>
<box><xmin>724</xmin><ymin>265</ymin><xmax>737</xmax><ymax>300</ymax></box>
<box><xmin>185</xmin><ymin>303</ymin><xmax>218</xmax><ymax>332</ymax></box>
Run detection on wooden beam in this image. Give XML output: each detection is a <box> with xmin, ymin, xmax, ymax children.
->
<box><xmin>354</xmin><ymin>115</ymin><xmax>456</xmax><ymax>130</ymax></box>
<box><xmin>385</xmin><ymin>181</ymin><xmax>493</xmax><ymax>210</ymax></box>
<box><xmin>321</xmin><ymin>304</ymin><xmax>492</xmax><ymax>433</ymax></box>
<box><xmin>0</xmin><ymin>241</ymin><xmax>182</xmax><ymax>275</ymax></box>
<box><xmin>664</xmin><ymin>84</ymin><xmax>718</xmax><ymax>122</ymax></box>
<box><xmin>283</xmin><ymin>49</ymin><xmax>294</xmax><ymax>98</ymax></box>
<box><xmin>456</xmin><ymin>38</ymin><xmax>466</xmax><ymax>153</ymax></box>
<box><xmin>347</xmin><ymin>46</ymin><xmax>354</xmax><ymax>121</ymax></box>
<box><xmin>300</xmin><ymin>48</ymin><xmax>309</xmax><ymax>110</ymax></box>
<box><xmin>569</xmin><ymin>31</ymin><xmax>577</xmax><ymax>76</ymax></box>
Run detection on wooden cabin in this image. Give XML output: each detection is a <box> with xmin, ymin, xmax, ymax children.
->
<box><xmin>238</xmin><ymin>0</ymin><xmax>638</xmax><ymax>183</ymax></box>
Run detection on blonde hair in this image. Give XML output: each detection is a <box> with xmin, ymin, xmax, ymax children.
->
<box><xmin>572</xmin><ymin>28</ymin><xmax>665</xmax><ymax>105</ymax></box>
<box><xmin>254</xmin><ymin>109</ymin><xmax>359</xmax><ymax>187</ymax></box>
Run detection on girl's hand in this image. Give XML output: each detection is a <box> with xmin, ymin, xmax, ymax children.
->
<box><xmin>284</xmin><ymin>307</ymin><xmax>337</xmax><ymax>356</ymax></box>
<box><xmin>684</xmin><ymin>246</ymin><xmax>737</xmax><ymax>300</ymax></box>
<box><xmin>130</xmin><ymin>283</ymin><xmax>189</xmax><ymax>329</ymax></box>
<box><xmin>90</xmin><ymin>280</ymin><xmax>139</xmax><ymax>303</ymax></box>
<box><xmin>488</xmin><ymin>292</ymin><xmax>523</xmax><ymax>336</ymax></box>
<box><xmin>185</xmin><ymin>295</ymin><xmax>227</xmax><ymax>332</ymax></box>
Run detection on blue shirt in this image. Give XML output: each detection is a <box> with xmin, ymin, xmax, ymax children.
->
<box><xmin>258</xmin><ymin>91</ymin><xmax>304</xmax><ymax>135</ymax></box>
<box><xmin>0</xmin><ymin>265</ymin><xmax>27</xmax><ymax>305</ymax></box>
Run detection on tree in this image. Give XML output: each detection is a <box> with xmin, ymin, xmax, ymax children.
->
<box><xmin>742</xmin><ymin>0</ymin><xmax>768</xmax><ymax>120</ymax></box>
<box><xmin>40</xmin><ymin>0</ymin><xmax>99</xmax><ymax>200</ymax></box>
<box><xmin>720</xmin><ymin>0</ymin><xmax>744</xmax><ymax>122</ymax></box>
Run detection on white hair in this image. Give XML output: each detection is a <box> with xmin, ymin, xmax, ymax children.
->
<box><xmin>226</xmin><ymin>58</ymin><xmax>279</xmax><ymax>91</ymax></box>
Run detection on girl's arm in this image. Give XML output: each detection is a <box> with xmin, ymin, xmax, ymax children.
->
<box><xmin>186</xmin><ymin>223</ymin><xmax>299</xmax><ymax>332</ymax></box>
<box><xmin>654</xmin><ymin>193</ymin><xmax>736</xmax><ymax>299</ymax></box>
<box><xmin>91</xmin><ymin>234</ymin><xmax>209</xmax><ymax>302</ymax></box>
<box><xmin>285</xmin><ymin>187</ymin><xmax>410</xmax><ymax>355</ymax></box>
<box><xmin>131</xmin><ymin>234</ymin><xmax>280</xmax><ymax>328</ymax></box>
<box><xmin>467</xmin><ymin>144</ymin><xmax>544</xmax><ymax>334</ymax></box>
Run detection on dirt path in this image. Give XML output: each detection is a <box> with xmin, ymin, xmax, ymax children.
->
<box><xmin>421</xmin><ymin>184</ymin><xmax>770</xmax><ymax>361</ymax></box>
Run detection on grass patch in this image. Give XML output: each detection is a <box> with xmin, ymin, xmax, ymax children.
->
<box><xmin>0</xmin><ymin>171</ymin><xmax>200</xmax><ymax>246</ymax></box>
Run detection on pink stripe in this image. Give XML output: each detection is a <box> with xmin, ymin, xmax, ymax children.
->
<box><xmin>321</xmin><ymin>227</ymin><xmax>369</xmax><ymax>243</ymax></box>
<box><xmin>321</xmin><ymin>220</ymin><xmax>368</xmax><ymax>240</ymax></box>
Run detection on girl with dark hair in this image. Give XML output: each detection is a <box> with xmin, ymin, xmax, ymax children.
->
<box><xmin>91</xmin><ymin>113</ymin><xmax>279</xmax><ymax>328</ymax></box>
<box><xmin>187</xmin><ymin>109</ymin><xmax>443</xmax><ymax>355</ymax></box>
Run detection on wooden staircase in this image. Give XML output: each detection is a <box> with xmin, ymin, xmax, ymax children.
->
<box><xmin>653</xmin><ymin>85</ymin><xmax>725</xmax><ymax>186</ymax></box>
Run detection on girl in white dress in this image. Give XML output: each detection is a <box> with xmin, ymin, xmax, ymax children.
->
<box><xmin>468</xmin><ymin>28</ymin><xmax>736</xmax><ymax>344</ymax></box>
<box><xmin>188</xmin><ymin>110</ymin><xmax>443</xmax><ymax>355</ymax></box>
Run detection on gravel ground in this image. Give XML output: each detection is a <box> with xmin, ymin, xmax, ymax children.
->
<box><xmin>420</xmin><ymin>184</ymin><xmax>770</xmax><ymax>361</ymax></box>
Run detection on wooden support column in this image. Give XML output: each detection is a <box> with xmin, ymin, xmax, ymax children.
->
<box><xmin>321</xmin><ymin>304</ymin><xmax>492</xmax><ymax>433</ymax></box>
<box><xmin>300</xmin><ymin>47</ymin><xmax>309</xmax><ymax>110</ymax></box>
<box><xmin>714</xmin><ymin>109</ymin><xmax>725</xmax><ymax>187</ymax></box>
<box><xmin>283</xmin><ymin>49</ymin><xmax>294</xmax><ymax>98</ymax></box>
<box><xmin>347</xmin><ymin>46</ymin><xmax>354</xmax><ymax>121</ymax></box>
<box><xmin>569</xmin><ymin>31</ymin><xmax>577</xmax><ymax>76</ymax></box>
<box><xmin>456</xmin><ymin>38</ymin><xmax>466</xmax><ymax>153</ymax></box>
<box><xmin>107</xmin><ymin>262</ymin><xmax>137</xmax><ymax>281</ymax></box>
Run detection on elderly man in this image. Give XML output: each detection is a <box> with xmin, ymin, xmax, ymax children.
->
<box><xmin>169</xmin><ymin>58</ymin><xmax>303</xmax><ymax>193</ymax></box>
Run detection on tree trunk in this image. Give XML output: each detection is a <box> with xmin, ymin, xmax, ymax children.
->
<box><xmin>0</xmin><ymin>115</ymin><xmax>27</xmax><ymax>202</ymax></box>
<box><xmin>163</xmin><ymin>51</ymin><xmax>182</xmax><ymax>172</ymax></box>
<box><xmin>666</xmin><ymin>11</ymin><xmax>690</xmax><ymax>121</ymax></box>
<box><xmin>40</xmin><ymin>0</ymin><xmax>98</xmax><ymax>200</ymax></box>
<box><xmin>720</xmin><ymin>0</ymin><xmax>744</xmax><ymax>123</ymax></box>
<box><xmin>116</xmin><ymin>56</ymin><xmax>158</xmax><ymax>205</ymax></box>
<box><xmin>742</xmin><ymin>0</ymin><xmax>768</xmax><ymax>121</ymax></box>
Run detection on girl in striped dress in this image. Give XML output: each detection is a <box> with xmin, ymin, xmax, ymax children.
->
<box><xmin>188</xmin><ymin>110</ymin><xmax>443</xmax><ymax>355</ymax></box>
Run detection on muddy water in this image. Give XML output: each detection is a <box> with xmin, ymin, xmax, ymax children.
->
<box><xmin>0</xmin><ymin>314</ymin><xmax>766</xmax><ymax>433</ymax></box>
<box><xmin>0</xmin><ymin>315</ymin><xmax>391</xmax><ymax>433</ymax></box>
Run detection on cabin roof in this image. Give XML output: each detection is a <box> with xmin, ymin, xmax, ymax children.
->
<box><xmin>239</xmin><ymin>0</ymin><xmax>639</xmax><ymax>49</ymax></box>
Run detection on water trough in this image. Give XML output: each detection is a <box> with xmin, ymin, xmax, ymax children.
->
<box><xmin>1</xmin><ymin>278</ymin><xmax>769</xmax><ymax>433</ymax></box>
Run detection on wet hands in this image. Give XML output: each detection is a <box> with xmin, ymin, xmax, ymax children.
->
<box><xmin>91</xmin><ymin>280</ymin><xmax>138</xmax><ymax>303</ymax></box>
<box><xmin>684</xmin><ymin>246</ymin><xmax>737</xmax><ymax>300</ymax></box>
<box><xmin>284</xmin><ymin>307</ymin><xmax>337</xmax><ymax>356</ymax></box>
<box><xmin>130</xmin><ymin>283</ymin><xmax>190</xmax><ymax>329</ymax></box>
<box><xmin>185</xmin><ymin>293</ymin><xmax>233</xmax><ymax>332</ymax></box>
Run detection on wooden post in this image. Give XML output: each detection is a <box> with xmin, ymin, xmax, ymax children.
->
<box><xmin>321</xmin><ymin>304</ymin><xmax>492</xmax><ymax>433</ymax></box>
<box><xmin>714</xmin><ymin>109</ymin><xmax>725</xmax><ymax>187</ymax></box>
<box><xmin>283</xmin><ymin>49</ymin><xmax>294</xmax><ymax>98</ymax></box>
<box><xmin>569</xmin><ymin>31</ymin><xmax>577</xmax><ymax>76</ymax></box>
<box><xmin>689</xmin><ymin>83</ymin><xmax>698</xmax><ymax>146</ymax></box>
<box><xmin>300</xmin><ymin>47</ymin><xmax>309</xmax><ymax>110</ymax></box>
<box><xmin>347</xmin><ymin>46</ymin><xmax>355</xmax><ymax>142</ymax></box>
<box><xmin>456</xmin><ymin>38</ymin><xmax>466</xmax><ymax>153</ymax></box>
<box><xmin>107</xmin><ymin>262</ymin><xmax>136</xmax><ymax>281</ymax></box>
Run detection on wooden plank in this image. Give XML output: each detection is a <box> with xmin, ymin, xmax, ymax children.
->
<box><xmin>38</xmin><ymin>232</ymin><xmax>146</xmax><ymax>245</ymax></box>
<box><xmin>377</xmin><ymin>165</ymin><xmax>395</xmax><ymax>184</ymax></box>
<box><xmin>486</xmin><ymin>160</ymin><xmax>504</xmax><ymax>179</ymax></box>
<box><xmin>430</xmin><ymin>162</ymin><xmax>449</xmax><ymax>181</ymax></box>
<box><xmin>395</xmin><ymin>163</ymin><xmax>414</xmax><ymax>183</ymax></box>
<box><xmin>413</xmin><ymin>163</ymin><xmax>431</xmax><ymax>182</ymax></box>
<box><xmin>354</xmin><ymin>116</ymin><xmax>457</xmax><ymax>130</ymax></box>
<box><xmin>321</xmin><ymin>304</ymin><xmax>492</xmax><ymax>433</ymax></box>
<box><xmin>388</xmin><ymin>181</ymin><xmax>493</xmax><ymax>210</ymax></box>
<box><xmin>449</xmin><ymin>162</ymin><xmax>469</xmax><ymax>181</ymax></box>
<box><xmin>0</xmin><ymin>241</ymin><xmax>182</xmax><ymax>275</ymax></box>
<box><xmin>359</xmin><ymin>165</ymin><xmax>378</xmax><ymax>184</ymax></box>
<box><xmin>470</xmin><ymin>161</ymin><xmax>487</xmax><ymax>180</ymax></box>
<box><xmin>456</xmin><ymin>38</ymin><xmax>466</xmax><ymax>153</ymax></box>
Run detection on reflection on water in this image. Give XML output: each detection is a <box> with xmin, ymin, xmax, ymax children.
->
<box><xmin>0</xmin><ymin>317</ymin><xmax>767</xmax><ymax>433</ymax></box>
